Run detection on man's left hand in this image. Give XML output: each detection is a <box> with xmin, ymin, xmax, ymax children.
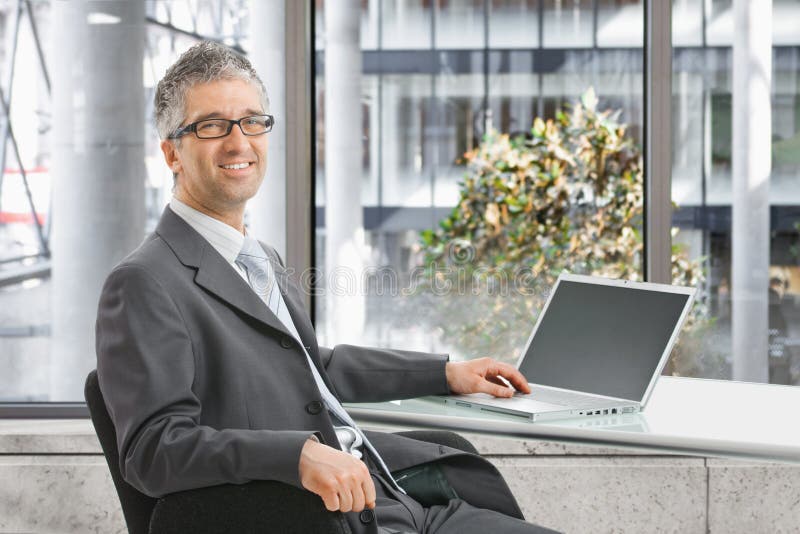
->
<box><xmin>445</xmin><ymin>357</ymin><xmax>531</xmax><ymax>398</ymax></box>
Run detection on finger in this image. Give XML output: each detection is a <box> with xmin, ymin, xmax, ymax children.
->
<box><xmin>351</xmin><ymin>483</ymin><xmax>366</xmax><ymax>512</ymax></box>
<box><xmin>363</xmin><ymin>475</ymin><xmax>377</xmax><ymax>509</ymax></box>
<box><xmin>322</xmin><ymin>491</ymin><xmax>340</xmax><ymax>512</ymax></box>
<box><xmin>338</xmin><ymin>487</ymin><xmax>354</xmax><ymax>512</ymax></box>
<box><xmin>490</xmin><ymin>363</ymin><xmax>531</xmax><ymax>393</ymax></box>
<box><xmin>486</xmin><ymin>375</ymin><xmax>508</xmax><ymax>386</ymax></box>
<box><xmin>478</xmin><ymin>379</ymin><xmax>515</xmax><ymax>398</ymax></box>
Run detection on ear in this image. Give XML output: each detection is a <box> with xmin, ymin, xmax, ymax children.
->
<box><xmin>160</xmin><ymin>139</ymin><xmax>183</xmax><ymax>176</ymax></box>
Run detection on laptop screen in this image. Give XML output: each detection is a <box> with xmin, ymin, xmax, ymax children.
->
<box><xmin>517</xmin><ymin>279</ymin><xmax>692</xmax><ymax>402</ymax></box>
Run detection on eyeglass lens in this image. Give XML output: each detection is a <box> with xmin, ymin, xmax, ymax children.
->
<box><xmin>195</xmin><ymin>115</ymin><xmax>273</xmax><ymax>138</ymax></box>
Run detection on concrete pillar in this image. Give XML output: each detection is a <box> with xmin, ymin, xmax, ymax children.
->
<box><xmin>731</xmin><ymin>0</ymin><xmax>772</xmax><ymax>382</ymax></box>
<box><xmin>324</xmin><ymin>0</ymin><xmax>365</xmax><ymax>343</ymax></box>
<box><xmin>50</xmin><ymin>1</ymin><xmax>145</xmax><ymax>400</ymax></box>
<box><xmin>247</xmin><ymin>0</ymin><xmax>287</xmax><ymax>258</ymax></box>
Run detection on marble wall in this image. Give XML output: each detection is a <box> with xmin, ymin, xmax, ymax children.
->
<box><xmin>0</xmin><ymin>456</ymin><xmax>125</xmax><ymax>534</ymax></box>
<box><xmin>0</xmin><ymin>422</ymin><xmax>798</xmax><ymax>533</ymax></box>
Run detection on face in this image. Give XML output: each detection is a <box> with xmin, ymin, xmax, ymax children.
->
<box><xmin>161</xmin><ymin>78</ymin><xmax>268</xmax><ymax>225</ymax></box>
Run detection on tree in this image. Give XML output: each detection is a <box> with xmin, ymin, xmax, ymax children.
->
<box><xmin>412</xmin><ymin>90</ymin><xmax>720</xmax><ymax>376</ymax></box>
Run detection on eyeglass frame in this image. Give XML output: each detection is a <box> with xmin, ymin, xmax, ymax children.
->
<box><xmin>168</xmin><ymin>114</ymin><xmax>275</xmax><ymax>140</ymax></box>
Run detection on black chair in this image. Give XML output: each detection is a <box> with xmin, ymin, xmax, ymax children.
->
<box><xmin>85</xmin><ymin>370</ymin><xmax>480</xmax><ymax>534</ymax></box>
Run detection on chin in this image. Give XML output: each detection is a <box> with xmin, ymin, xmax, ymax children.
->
<box><xmin>230</xmin><ymin>187</ymin><xmax>261</xmax><ymax>205</ymax></box>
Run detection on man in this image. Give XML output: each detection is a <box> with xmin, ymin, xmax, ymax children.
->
<box><xmin>96</xmin><ymin>41</ymin><xmax>556</xmax><ymax>533</ymax></box>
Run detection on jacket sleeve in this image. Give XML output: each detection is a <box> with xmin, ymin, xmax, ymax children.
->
<box><xmin>317</xmin><ymin>344</ymin><xmax>450</xmax><ymax>403</ymax></box>
<box><xmin>96</xmin><ymin>264</ymin><xmax>314</xmax><ymax>498</ymax></box>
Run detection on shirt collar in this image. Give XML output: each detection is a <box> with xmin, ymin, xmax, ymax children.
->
<box><xmin>169</xmin><ymin>197</ymin><xmax>244</xmax><ymax>265</ymax></box>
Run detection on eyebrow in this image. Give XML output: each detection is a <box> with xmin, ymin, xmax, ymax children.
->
<box><xmin>189</xmin><ymin>109</ymin><xmax>265</xmax><ymax>123</ymax></box>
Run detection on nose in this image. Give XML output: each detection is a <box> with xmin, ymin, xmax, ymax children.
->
<box><xmin>221</xmin><ymin>122</ymin><xmax>250</xmax><ymax>152</ymax></box>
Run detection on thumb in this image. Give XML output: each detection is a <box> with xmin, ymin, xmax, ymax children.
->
<box><xmin>479</xmin><ymin>379</ymin><xmax>514</xmax><ymax>398</ymax></box>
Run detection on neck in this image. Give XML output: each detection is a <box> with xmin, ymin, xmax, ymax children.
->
<box><xmin>174</xmin><ymin>190</ymin><xmax>245</xmax><ymax>234</ymax></box>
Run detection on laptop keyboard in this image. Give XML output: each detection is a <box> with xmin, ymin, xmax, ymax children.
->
<box><xmin>516</xmin><ymin>387</ymin><xmax>611</xmax><ymax>408</ymax></box>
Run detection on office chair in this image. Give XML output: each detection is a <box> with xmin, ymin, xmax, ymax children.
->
<box><xmin>85</xmin><ymin>370</ymin><xmax>481</xmax><ymax>533</ymax></box>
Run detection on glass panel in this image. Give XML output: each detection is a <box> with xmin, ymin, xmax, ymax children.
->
<box><xmin>362</xmin><ymin>0</ymin><xmax>379</xmax><ymax>50</ymax></box>
<box><xmin>433</xmin><ymin>52</ymin><xmax>485</xmax><ymax>207</ymax></box>
<box><xmin>672</xmin><ymin>0</ymin><xmax>703</xmax><ymax>47</ymax></box>
<box><xmin>487</xmin><ymin>52</ymin><xmax>538</xmax><ymax>136</ymax></box>
<box><xmin>315</xmin><ymin>0</ymin><xmax>378</xmax><ymax>51</ymax></box>
<box><xmin>315</xmin><ymin>74</ymin><xmax>380</xmax><ymax>208</ymax></box>
<box><xmin>0</xmin><ymin>1</ymin><xmax>248</xmax><ymax>402</ymax></box>
<box><xmin>705</xmin><ymin>0</ymin><xmax>732</xmax><ymax>47</ymax></box>
<box><xmin>381</xmin><ymin>0</ymin><xmax>433</xmax><ymax>50</ymax></box>
<box><xmin>434</xmin><ymin>0</ymin><xmax>485</xmax><ymax>50</ymax></box>
<box><xmin>489</xmin><ymin>0</ymin><xmax>540</xmax><ymax>49</ymax></box>
<box><xmin>315</xmin><ymin>1</ymin><xmax>645</xmax><ymax>364</ymax></box>
<box><xmin>381</xmin><ymin>74</ymin><xmax>433</xmax><ymax>208</ymax></box>
<box><xmin>315</xmin><ymin>0</ymin><xmax>324</xmax><ymax>51</ymax></box>
<box><xmin>315</xmin><ymin>71</ymin><xmax>325</xmax><ymax>206</ymax></box>
<box><xmin>542</xmin><ymin>0</ymin><xmax>593</xmax><ymax>48</ymax></box>
<box><xmin>363</xmin><ymin>76</ymin><xmax>380</xmax><ymax>204</ymax></box>
<box><xmin>773</xmin><ymin>0</ymin><xmax>800</xmax><ymax>46</ymax></box>
<box><xmin>671</xmin><ymin>2</ymin><xmax>800</xmax><ymax>385</ymax></box>
<box><xmin>596</xmin><ymin>0</ymin><xmax>643</xmax><ymax>48</ymax></box>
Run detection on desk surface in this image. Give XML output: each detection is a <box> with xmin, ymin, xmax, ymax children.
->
<box><xmin>347</xmin><ymin>376</ymin><xmax>800</xmax><ymax>463</ymax></box>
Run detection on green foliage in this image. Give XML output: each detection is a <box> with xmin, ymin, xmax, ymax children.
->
<box><xmin>791</xmin><ymin>222</ymin><xmax>800</xmax><ymax>259</ymax></box>
<box><xmin>412</xmin><ymin>89</ymin><xmax>719</xmax><ymax>375</ymax></box>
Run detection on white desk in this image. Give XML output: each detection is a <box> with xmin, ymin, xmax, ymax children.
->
<box><xmin>348</xmin><ymin>376</ymin><xmax>800</xmax><ymax>463</ymax></box>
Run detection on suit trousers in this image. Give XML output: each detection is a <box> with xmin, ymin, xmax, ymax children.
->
<box><xmin>364</xmin><ymin>465</ymin><xmax>560</xmax><ymax>534</ymax></box>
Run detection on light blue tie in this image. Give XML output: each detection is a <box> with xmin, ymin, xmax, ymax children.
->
<box><xmin>235</xmin><ymin>237</ymin><xmax>404</xmax><ymax>493</ymax></box>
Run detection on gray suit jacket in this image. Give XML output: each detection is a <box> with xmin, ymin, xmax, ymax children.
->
<box><xmin>96</xmin><ymin>206</ymin><xmax>522</xmax><ymax>525</ymax></box>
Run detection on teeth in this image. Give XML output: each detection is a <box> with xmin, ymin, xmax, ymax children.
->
<box><xmin>222</xmin><ymin>162</ymin><xmax>249</xmax><ymax>169</ymax></box>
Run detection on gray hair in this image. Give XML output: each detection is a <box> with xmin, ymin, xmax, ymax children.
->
<box><xmin>154</xmin><ymin>41</ymin><xmax>269</xmax><ymax>141</ymax></box>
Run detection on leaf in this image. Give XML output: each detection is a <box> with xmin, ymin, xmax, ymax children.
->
<box><xmin>532</xmin><ymin>117</ymin><xmax>546</xmax><ymax>137</ymax></box>
<box><xmin>581</xmin><ymin>87</ymin><xmax>598</xmax><ymax>113</ymax></box>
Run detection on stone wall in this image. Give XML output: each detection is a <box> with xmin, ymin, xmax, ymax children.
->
<box><xmin>1</xmin><ymin>421</ymin><xmax>798</xmax><ymax>533</ymax></box>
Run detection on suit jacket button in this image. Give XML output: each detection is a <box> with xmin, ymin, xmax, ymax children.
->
<box><xmin>280</xmin><ymin>336</ymin><xmax>293</xmax><ymax>349</ymax></box>
<box><xmin>359</xmin><ymin>509</ymin><xmax>374</xmax><ymax>524</ymax></box>
<box><xmin>306</xmin><ymin>400</ymin><xmax>323</xmax><ymax>415</ymax></box>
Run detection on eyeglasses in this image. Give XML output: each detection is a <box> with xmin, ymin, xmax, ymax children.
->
<box><xmin>169</xmin><ymin>114</ymin><xmax>275</xmax><ymax>139</ymax></box>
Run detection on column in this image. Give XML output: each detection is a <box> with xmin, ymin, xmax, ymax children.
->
<box><xmin>325</xmin><ymin>0</ymin><xmax>364</xmax><ymax>343</ymax></box>
<box><xmin>50</xmin><ymin>1</ymin><xmax>145</xmax><ymax>400</ymax></box>
<box><xmin>247</xmin><ymin>0</ymin><xmax>287</xmax><ymax>258</ymax></box>
<box><xmin>731</xmin><ymin>0</ymin><xmax>772</xmax><ymax>382</ymax></box>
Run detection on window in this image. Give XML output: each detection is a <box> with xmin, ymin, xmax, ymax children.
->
<box><xmin>0</xmin><ymin>0</ymin><xmax>249</xmax><ymax>406</ymax></box>
<box><xmin>314</xmin><ymin>0</ymin><xmax>646</xmax><ymax>365</ymax></box>
<box><xmin>670</xmin><ymin>0</ymin><xmax>800</xmax><ymax>385</ymax></box>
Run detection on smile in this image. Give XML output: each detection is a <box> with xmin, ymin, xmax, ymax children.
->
<box><xmin>220</xmin><ymin>162</ymin><xmax>251</xmax><ymax>170</ymax></box>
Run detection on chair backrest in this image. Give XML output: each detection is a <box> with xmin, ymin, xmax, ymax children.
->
<box><xmin>85</xmin><ymin>370</ymin><xmax>157</xmax><ymax>534</ymax></box>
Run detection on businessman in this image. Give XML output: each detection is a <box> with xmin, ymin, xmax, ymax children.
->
<box><xmin>96</xmin><ymin>41</ymin><xmax>556</xmax><ymax>534</ymax></box>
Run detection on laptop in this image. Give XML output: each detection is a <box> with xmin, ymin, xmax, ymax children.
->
<box><xmin>444</xmin><ymin>273</ymin><xmax>697</xmax><ymax>422</ymax></box>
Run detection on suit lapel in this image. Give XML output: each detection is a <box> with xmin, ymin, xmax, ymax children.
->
<box><xmin>265</xmin><ymin>248</ymin><xmax>340</xmax><ymax>395</ymax></box>
<box><xmin>156</xmin><ymin>207</ymin><xmax>339</xmax><ymax>395</ymax></box>
<box><xmin>194</xmin><ymin>247</ymin><xmax>293</xmax><ymax>338</ymax></box>
<box><xmin>156</xmin><ymin>206</ymin><xmax>293</xmax><ymax>339</ymax></box>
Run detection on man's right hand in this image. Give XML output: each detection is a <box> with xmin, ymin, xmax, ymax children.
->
<box><xmin>298</xmin><ymin>438</ymin><xmax>377</xmax><ymax>513</ymax></box>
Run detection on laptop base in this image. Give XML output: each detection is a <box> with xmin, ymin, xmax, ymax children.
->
<box><xmin>444</xmin><ymin>393</ymin><xmax>639</xmax><ymax>422</ymax></box>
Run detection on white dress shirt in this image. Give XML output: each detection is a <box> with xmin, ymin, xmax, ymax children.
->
<box><xmin>169</xmin><ymin>197</ymin><xmax>249</xmax><ymax>281</ymax></box>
